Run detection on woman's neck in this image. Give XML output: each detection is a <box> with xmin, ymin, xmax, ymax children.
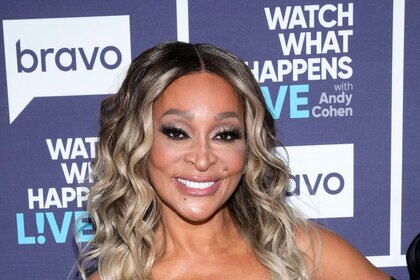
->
<box><xmin>155</xmin><ymin>205</ymin><xmax>242</xmax><ymax>258</ymax></box>
<box><xmin>151</xmin><ymin>205</ymin><xmax>270</xmax><ymax>280</ymax></box>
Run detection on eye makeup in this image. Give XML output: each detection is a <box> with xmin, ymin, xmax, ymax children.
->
<box><xmin>159</xmin><ymin>123</ymin><xmax>243</xmax><ymax>143</ymax></box>
<box><xmin>160</xmin><ymin>123</ymin><xmax>190</xmax><ymax>140</ymax></box>
<box><xmin>213</xmin><ymin>127</ymin><xmax>242</xmax><ymax>142</ymax></box>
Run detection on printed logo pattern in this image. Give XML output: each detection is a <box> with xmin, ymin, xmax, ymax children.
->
<box><xmin>3</xmin><ymin>16</ymin><xmax>131</xmax><ymax>123</ymax></box>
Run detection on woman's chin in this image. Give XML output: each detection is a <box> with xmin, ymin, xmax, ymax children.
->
<box><xmin>175</xmin><ymin>204</ymin><xmax>226</xmax><ymax>225</ymax></box>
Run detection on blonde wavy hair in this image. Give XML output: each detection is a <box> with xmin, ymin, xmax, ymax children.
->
<box><xmin>78</xmin><ymin>41</ymin><xmax>310</xmax><ymax>280</ymax></box>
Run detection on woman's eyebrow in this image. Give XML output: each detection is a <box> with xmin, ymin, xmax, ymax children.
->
<box><xmin>160</xmin><ymin>109</ymin><xmax>240</xmax><ymax>121</ymax></box>
<box><xmin>214</xmin><ymin>111</ymin><xmax>240</xmax><ymax>120</ymax></box>
<box><xmin>160</xmin><ymin>108</ymin><xmax>193</xmax><ymax>120</ymax></box>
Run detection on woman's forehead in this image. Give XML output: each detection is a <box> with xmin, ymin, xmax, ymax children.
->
<box><xmin>153</xmin><ymin>72</ymin><xmax>244</xmax><ymax>119</ymax></box>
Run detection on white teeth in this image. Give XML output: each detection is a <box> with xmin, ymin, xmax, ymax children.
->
<box><xmin>177</xmin><ymin>178</ymin><xmax>215</xmax><ymax>189</ymax></box>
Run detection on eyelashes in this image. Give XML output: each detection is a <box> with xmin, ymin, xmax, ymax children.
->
<box><xmin>213</xmin><ymin>127</ymin><xmax>242</xmax><ymax>142</ymax></box>
<box><xmin>159</xmin><ymin>124</ymin><xmax>242</xmax><ymax>142</ymax></box>
<box><xmin>160</xmin><ymin>124</ymin><xmax>189</xmax><ymax>140</ymax></box>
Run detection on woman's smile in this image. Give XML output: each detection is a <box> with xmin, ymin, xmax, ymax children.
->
<box><xmin>176</xmin><ymin>177</ymin><xmax>217</xmax><ymax>189</ymax></box>
<box><xmin>175</xmin><ymin>177</ymin><xmax>221</xmax><ymax>196</ymax></box>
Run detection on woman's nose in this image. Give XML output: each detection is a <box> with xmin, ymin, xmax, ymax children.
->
<box><xmin>184</xmin><ymin>137</ymin><xmax>217</xmax><ymax>171</ymax></box>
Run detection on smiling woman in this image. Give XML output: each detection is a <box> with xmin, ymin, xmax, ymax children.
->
<box><xmin>78</xmin><ymin>42</ymin><xmax>392</xmax><ymax>280</ymax></box>
<box><xmin>148</xmin><ymin>73</ymin><xmax>247</xmax><ymax>224</ymax></box>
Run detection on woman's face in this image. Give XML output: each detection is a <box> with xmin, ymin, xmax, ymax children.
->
<box><xmin>147</xmin><ymin>72</ymin><xmax>247</xmax><ymax>223</ymax></box>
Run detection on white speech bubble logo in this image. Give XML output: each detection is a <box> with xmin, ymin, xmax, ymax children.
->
<box><xmin>2</xmin><ymin>16</ymin><xmax>131</xmax><ymax>124</ymax></box>
<box><xmin>277</xmin><ymin>143</ymin><xmax>354</xmax><ymax>218</ymax></box>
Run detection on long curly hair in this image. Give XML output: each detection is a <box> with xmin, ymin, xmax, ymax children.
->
<box><xmin>78</xmin><ymin>41</ymin><xmax>310</xmax><ymax>280</ymax></box>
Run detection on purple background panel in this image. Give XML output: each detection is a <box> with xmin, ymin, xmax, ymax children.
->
<box><xmin>0</xmin><ymin>1</ymin><xmax>417</xmax><ymax>279</ymax></box>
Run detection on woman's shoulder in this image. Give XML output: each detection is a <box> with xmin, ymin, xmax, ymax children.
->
<box><xmin>296</xmin><ymin>223</ymin><xmax>390</xmax><ymax>280</ymax></box>
<box><xmin>88</xmin><ymin>272</ymin><xmax>99</xmax><ymax>280</ymax></box>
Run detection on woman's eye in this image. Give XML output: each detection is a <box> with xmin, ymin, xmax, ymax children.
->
<box><xmin>160</xmin><ymin>126</ymin><xmax>189</xmax><ymax>140</ymax></box>
<box><xmin>214</xmin><ymin>129</ymin><xmax>242</xmax><ymax>142</ymax></box>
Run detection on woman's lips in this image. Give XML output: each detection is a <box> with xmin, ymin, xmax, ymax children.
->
<box><xmin>177</xmin><ymin>178</ymin><xmax>215</xmax><ymax>189</ymax></box>
<box><xmin>175</xmin><ymin>177</ymin><xmax>220</xmax><ymax>196</ymax></box>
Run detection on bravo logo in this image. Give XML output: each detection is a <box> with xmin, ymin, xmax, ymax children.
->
<box><xmin>277</xmin><ymin>143</ymin><xmax>354</xmax><ymax>218</ymax></box>
<box><xmin>16</xmin><ymin>41</ymin><xmax>122</xmax><ymax>73</ymax></box>
<box><xmin>3</xmin><ymin>16</ymin><xmax>131</xmax><ymax>124</ymax></box>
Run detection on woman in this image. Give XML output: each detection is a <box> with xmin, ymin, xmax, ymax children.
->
<box><xmin>79</xmin><ymin>42</ymin><xmax>392</xmax><ymax>279</ymax></box>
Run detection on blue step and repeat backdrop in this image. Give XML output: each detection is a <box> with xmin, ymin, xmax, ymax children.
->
<box><xmin>0</xmin><ymin>1</ymin><xmax>418</xmax><ymax>279</ymax></box>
